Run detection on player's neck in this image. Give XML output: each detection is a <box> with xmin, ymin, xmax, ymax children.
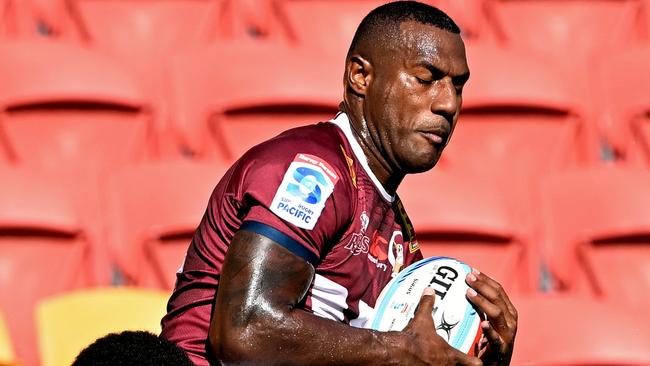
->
<box><xmin>340</xmin><ymin>103</ymin><xmax>404</xmax><ymax>195</ymax></box>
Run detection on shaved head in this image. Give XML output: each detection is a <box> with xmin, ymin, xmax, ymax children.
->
<box><xmin>342</xmin><ymin>0</ymin><xmax>468</xmax><ymax>190</ymax></box>
<box><xmin>347</xmin><ymin>1</ymin><xmax>461</xmax><ymax>59</ymax></box>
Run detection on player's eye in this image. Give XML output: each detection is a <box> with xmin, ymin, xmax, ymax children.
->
<box><xmin>416</xmin><ymin>76</ymin><xmax>433</xmax><ymax>85</ymax></box>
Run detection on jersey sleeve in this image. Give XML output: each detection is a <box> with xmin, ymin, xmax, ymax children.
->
<box><xmin>230</xmin><ymin>142</ymin><xmax>356</xmax><ymax>265</ymax></box>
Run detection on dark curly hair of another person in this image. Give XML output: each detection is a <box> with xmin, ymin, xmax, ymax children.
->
<box><xmin>72</xmin><ymin>330</ymin><xmax>193</xmax><ymax>366</ymax></box>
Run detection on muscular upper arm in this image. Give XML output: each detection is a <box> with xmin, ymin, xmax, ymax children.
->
<box><xmin>208</xmin><ymin>229</ymin><xmax>315</xmax><ymax>363</ymax></box>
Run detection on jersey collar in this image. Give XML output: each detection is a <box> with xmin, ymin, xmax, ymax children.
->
<box><xmin>330</xmin><ymin>112</ymin><xmax>394</xmax><ymax>202</ymax></box>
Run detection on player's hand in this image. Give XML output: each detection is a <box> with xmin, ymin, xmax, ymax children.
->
<box><xmin>465</xmin><ymin>269</ymin><xmax>517</xmax><ymax>366</ymax></box>
<box><xmin>396</xmin><ymin>287</ymin><xmax>483</xmax><ymax>366</ymax></box>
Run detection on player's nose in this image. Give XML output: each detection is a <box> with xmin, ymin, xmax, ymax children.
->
<box><xmin>430</xmin><ymin>78</ymin><xmax>459</xmax><ymax>120</ymax></box>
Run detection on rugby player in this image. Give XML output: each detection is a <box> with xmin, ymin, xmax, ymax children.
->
<box><xmin>161</xmin><ymin>1</ymin><xmax>518</xmax><ymax>365</ymax></box>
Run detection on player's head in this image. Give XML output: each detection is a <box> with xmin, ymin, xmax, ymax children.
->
<box><xmin>71</xmin><ymin>330</ymin><xmax>193</xmax><ymax>366</ymax></box>
<box><xmin>344</xmin><ymin>0</ymin><xmax>469</xmax><ymax>174</ymax></box>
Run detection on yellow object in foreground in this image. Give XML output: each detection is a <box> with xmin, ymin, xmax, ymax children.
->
<box><xmin>36</xmin><ymin>287</ymin><xmax>169</xmax><ymax>366</ymax></box>
<box><xmin>0</xmin><ymin>308</ymin><xmax>16</xmax><ymax>366</ymax></box>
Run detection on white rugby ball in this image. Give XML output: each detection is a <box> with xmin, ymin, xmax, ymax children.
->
<box><xmin>368</xmin><ymin>257</ymin><xmax>483</xmax><ymax>355</ymax></box>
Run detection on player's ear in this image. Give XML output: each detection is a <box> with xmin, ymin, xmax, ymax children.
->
<box><xmin>346</xmin><ymin>54</ymin><xmax>373</xmax><ymax>96</ymax></box>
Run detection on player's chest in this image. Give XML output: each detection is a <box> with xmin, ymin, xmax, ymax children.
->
<box><xmin>316</xmin><ymin>198</ymin><xmax>421</xmax><ymax>302</ymax></box>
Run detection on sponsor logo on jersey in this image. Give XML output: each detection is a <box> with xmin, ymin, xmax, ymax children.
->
<box><xmin>344</xmin><ymin>208</ymin><xmax>407</xmax><ymax>273</ymax></box>
<box><xmin>360</xmin><ymin>211</ymin><xmax>369</xmax><ymax>233</ymax></box>
<box><xmin>409</xmin><ymin>240</ymin><xmax>420</xmax><ymax>254</ymax></box>
<box><xmin>345</xmin><ymin>233</ymin><xmax>370</xmax><ymax>255</ymax></box>
<box><xmin>395</xmin><ymin>198</ymin><xmax>420</xmax><ymax>254</ymax></box>
<box><xmin>388</xmin><ymin>231</ymin><xmax>404</xmax><ymax>277</ymax></box>
<box><xmin>344</xmin><ymin>211</ymin><xmax>373</xmax><ymax>255</ymax></box>
<box><xmin>271</xmin><ymin>153</ymin><xmax>339</xmax><ymax>230</ymax></box>
<box><xmin>369</xmin><ymin>231</ymin><xmax>389</xmax><ymax>260</ymax></box>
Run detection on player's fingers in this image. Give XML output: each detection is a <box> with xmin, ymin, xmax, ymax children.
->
<box><xmin>501</xmin><ymin>295</ymin><xmax>518</xmax><ymax>326</ymax></box>
<box><xmin>473</xmin><ymin>269</ymin><xmax>518</xmax><ymax>321</ymax></box>
<box><xmin>479</xmin><ymin>317</ymin><xmax>516</xmax><ymax>366</ymax></box>
<box><xmin>480</xmin><ymin>320</ymin><xmax>506</xmax><ymax>351</ymax></box>
<box><xmin>500</xmin><ymin>289</ymin><xmax>518</xmax><ymax>322</ymax></box>
<box><xmin>466</xmin><ymin>287</ymin><xmax>509</xmax><ymax>330</ymax></box>
<box><xmin>414</xmin><ymin>286</ymin><xmax>436</xmax><ymax>320</ymax></box>
<box><xmin>470</xmin><ymin>268</ymin><xmax>500</xmax><ymax>289</ymax></box>
<box><xmin>466</xmin><ymin>271</ymin><xmax>505</xmax><ymax>305</ymax></box>
<box><xmin>466</xmin><ymin>272</ymin><xmax>512</xmax><ymax>325</ymax></box>
<box><xmin>479</xmin><ymin>335</ymin><xmax>489</xmax><ymax>350</ymax></box>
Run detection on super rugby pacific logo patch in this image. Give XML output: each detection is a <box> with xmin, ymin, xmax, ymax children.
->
<box><xmin>271</xmin><ymin>153</ymin><xmax>339</xmax><ymax>230</ymax></box>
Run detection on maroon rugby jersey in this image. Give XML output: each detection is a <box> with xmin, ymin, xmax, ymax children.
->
<box><xmin>161</xmin><ymin>112</ymin><xmax>423</xmax><ymax>365</ymax></box>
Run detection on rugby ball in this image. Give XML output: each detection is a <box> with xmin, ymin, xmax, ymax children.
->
<box><xmin>368</xmin><ymin>257</ymin><xmax>483</xmax><ymax>355</ymax></box>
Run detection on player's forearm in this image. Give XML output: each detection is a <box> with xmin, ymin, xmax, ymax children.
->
<box><xmin>210</xmin><ymin>307</ymin><xmax>405</xmax><ymax>366</ymax></box>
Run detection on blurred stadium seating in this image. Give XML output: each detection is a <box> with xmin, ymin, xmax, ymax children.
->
<box><xmin>0</xmin><ymin>166</ymin><xmax>105</xmax><ymax>366</ymax></box>
<box><xmin>104</xmin><ymin>160</ymin><xmax>227</xmax><ymax>289</ymax></box>
<box><xmin>0</xmin><ymin>40</ymin><xmax>158</xmax><ymax>174</ymax></box>
<box><xmin>443</xmin><ymin>43</ymin><xmax>598</xmax><ymax>186</ymax></box>
<box><xmin>278</xmin><ymin>0</ymin><xmax>492</xmax><ymax>54</ymax></box>
<box><xmin>0</xmin><ymin>0</ymin><xmax>82</xmax><ymax>41</ymax></box>
<box><xmin>486</xmin><ymin>0</ymin><xmax>648</xmax><ymax>59</ymax></box>
<box><xmin>0</xmin><ymin>0</ymin><xmax>649</xmax><ymax>364</ymax></box>
<box><xmin>1</xmin><ymin>0</ymin><xmax>290</xmax><ymax>42</ymax></box>
<box><xmin>66</xmin><ymin>0</ymin><xmax>251</xmax><ymax>108</ymax></box>
<box><xmin>168</xmin><ymin>41</ymin><xmax>340</xmax><ymax>161</ymax></box>
<box><xmin>0</xmin><ymin>1</ymin><xmax>15</xmax><ymax>38</ymax></box>
<box><xmin>591</xmin><ymin>44</ymin><xmax>650</xmax><ymax>165</ymax></box>
<box><xmin>511</xmin><ymin>295</ymin><xmax>650</xmax><ymax>365</ymax></box>
<box><xmin>278</xmin><ymin>0</ymin><xmax>387</xmax><ymax>53</ymax></box>
<box><xmin>538</xmin><ymin>167</ymin><xmax>650</xmax><ymax>309</ymax></box>
<box><xmin>70</xmin><ymin>0</ymin><xmax>223</xmax><ymax>45</ymax></box>
<box><xmin>36</xmin><ymin>287</ymin><xmax>169</xmax><ymax>366</ymax></box>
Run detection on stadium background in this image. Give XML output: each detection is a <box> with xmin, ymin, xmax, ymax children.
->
<box><xmin>1</xmin><ymin>0</ymin><xmax>650</xmax><ymax>365</ymax></box>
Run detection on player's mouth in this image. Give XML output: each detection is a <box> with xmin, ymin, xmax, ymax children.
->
<box><xmin>418</xmin><ymin>128</ymin><xmax>448</xmax><ymax>145</ymax></box>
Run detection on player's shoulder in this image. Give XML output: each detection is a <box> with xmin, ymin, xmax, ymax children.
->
<box><xmin>243</xmin><ymin>121</ymin><xmax>348</xmax><ymax>170</ymax></box>
<box><xmin>235</xmin><ymin>120</ymin><xmax>357</xmax><ymax>230</ymax></box>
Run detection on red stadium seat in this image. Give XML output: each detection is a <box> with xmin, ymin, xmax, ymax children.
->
<box><xmin>66</xmin><ymin>0</ymin><xmax>224</xmax><ymax>112</ymax></box>
<box><xmin>442</xmin><ymin>44</ymin><xmax>597</xmax><ymax>184</ymax></box>
<box><xmin>591</xmin><ymin>45</ymin><xmax>650</xmax><ymax>165</ymax></box>
<box><xmin>69</xmin><ymin>0</ymin><xmax>223</xmax><ymax>50</ymax></box>
<box><xmin>511</xmin><ymin>295</ymin><xmax>650</xmax><ymax>365</ymax></box>
<box><xmin>538</xmin><ymin>167</ymin><xmax>650</xmax><ymax>308</ymax></box>
<box><xmin>168</xmin><ymin>42</ymin><xmax>340</xmax><ymax>162</ymax></box>
<box><xmin>5</xmin><ymin>0</ymin><xmax>290</xmax><ymax>43</ymax></box>
<box><xmin>0</xmin><ymin>166</ymin><xmax>102</xmax><ymax>366</ymax></box>
<box><xmin>486</xmin><ymin>0</ymin><xmax>647</xmax><ymax>58</ymax></box>
<box><xmin>277</xmin><ymin>0</ymin><xmax>386</xmax><ymax>53</ymax></box>
<box><xmin>70</xmin><ymin>0</ymin><xmax>289</xmax><ymax>45</ymax></box>
<box><xmin>0</xmin><ymin>0</ymin><xmax>16</xmax><ymax>38</ymax></box>
<box><xmin>0</xmin><ymin>40</ymin><xmax>158</xmax><ymax>175</ymax></box>
<box><xmin>216</xmin><ymin>0</ymin><xmax>291</xmax><ymax>41</ymax></box>
<box><xmin>0</xmin><ymin>0</ymin><xmax>86</xmax><ymax>41</ymax></box>
<box><xmin>105</xmin><ymin>160</ymin><xmax>227</xmax><ymax>289</ymax></box>
<box><xmin>277</xmin><ymin>0</ymin><xmax>490</xmax><ymax>53</ymax></box>
<box><xmin>398</xmin><ymin>170</ymin><xmax>536</xmax><ymax>293</ymax></box>
<box><xmin>17</xmin><ymin>0</ymin><xmax>85</xmax><ymax>40</ymax></box>
<box><xmin>46</xmin><ymin>0</ymin><xmax>289</xmax><ymax>124</ymax></box>
<box><xmin>432</xmin><ymin>0</ymin><xmax>495</xmax><ymax>42</ymax></box>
